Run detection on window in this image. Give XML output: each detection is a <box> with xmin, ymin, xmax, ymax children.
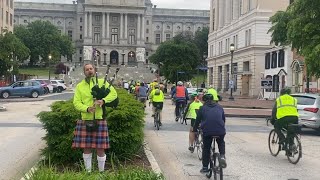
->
<box><xmin>95</xmin><ymin>15</ymin><xmax>100</xmax><ymax>22</ymax></box>
<box><xmin>94</xmin><ymin>27</ymin><xmax>100</xmax><ymax>32</ymax></box>
<box><xmin>80</xmin><ymin>26</ymin><xmax>82</xmax><ymax>31</ymax></box>
<box><xmin>231</xmin><ymin>0</ymin><xmax>234</xmax><ymax>19</ymax></box>
<box><xmin>166</xmin><ymin>34</ymin><xmax>171</xmax><ymax>41</ymax></box>
<box><xmin>146</xmin><ymin>37</ymin><xmax>149</xmax><ymax>42</ymax></box>
<box><xmin>155</xmin><ymin>34</ymin><xmax>161</xmax><ymax>44</ymax></box>
<box><xmin>129</xmin><ymin>29</ymin><xmax>135</xmax><ymax>34</ymax></box>
<box><xmin>278</xmin><ymin>50</ymin><xmax>285</xmax><ymax>67</ymax></box>
<box><xmin>10</xmin><ymin>0</ymin><xmax>13</xmax><ymax>9</ymax></box>
<box><xmin>245</xmin><ymin>29</ymin><xmax>251</xmax><ymax>46</ymax></box>
<box><xmin>146</xmin><ymin>52</ymin><xmax>149</xmax><ymax>56</ymax></box>
<box><xmin>80</xmin><ymin>34</ymin><xmax>82</xmax><ymax>39</ymax></box>
<box><xmin>225</xmin><ymin>38</ymin><xmax>230</xmax><ymax>52</ymax></box>
<box><xmin>80</xmin><ymin>17</ymin><xmax>82</xmax><ymax>22</ymax></box>
<box><xmin>10</xmin><ymin>13</ymin><xmax>12</xmax><ymax>26</ymax></box>
<box><xmin>129</xmin><ymin>35</ymin><xmax>135</xmax><ymax>44</ymax></box>
<box><xmin>6</xmin><ymin>11</ymin><xmax>8</xmax><ymax>24</ymax></box>
<box><xmin>94</xmin><ymin>33</ymin><xmax>100</xmax><ymax>43</ymax></box>
<box><xmin>130</xmin><ymin>17</ymin><xmax>134</xmax><ymax>22</ymax></box>
<box><xmin>80</xmin><ymin>49</ymin><xmax>83</xmax><ymax>54</ymax></box>
<box><xmin>68</xmin><ymin>21</ymin><xmax>72</xmax><ymax>25</ymax></box>
<box><xmin>68</xmin><ymin>30</ymin><xmax>73</xmax><ymax>39</ymax></box>
<box><xmin>112</xmin><ymin>16</ymin><xmax>118</xmax><ymax>22</ymax></box>
<box><xmin>167</xmin><ymin>26</ymin><xmax>170</xmax><ymax>30</ymax></box>
<box><xmin>146</xmin><ymin>20</ymin><xmax>149</xmax><ymax>25</ymax></box>
<box><xmin>265</xmin><ymin>53</ymin><xmax>271</xmax><ymax>69</ymax></box>
<box><xmin>271</xmin><ymin>52</ymin><xmax>277</xmax><ymax>68</ymax></box>
<box><xmin>112</xmin><ymin>28</ymin><xmax>118</xmax><ymax>33</ymax></box>
<box><xmin>243</xmin><ymin>61</ymin><xmax>250</xmax><ymax>71</ymax></box>
<box><xmin>24</xmin><ymin>19</ymin><xmax>28</xmax><ymax>23</ymax></box>
<box><xmin>272</xmin><ymin>75</ymin><xmax>280</xmax><ymax>92</ymax></box>
<box><xmin>146</xmin><ymin>29</ymin><xmax>149</xmax><ymax>33</ymax></box>
<box><xmin>79</xmin><ymin>57</ymin><xmax>82</xmax><ymax>62</ymax></box>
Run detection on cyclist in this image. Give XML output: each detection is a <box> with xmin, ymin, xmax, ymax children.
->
<box><xmin>271</xmin><ymin>88</ymin><xmax>299</xmax><ymax>154</ymax></box>
<box><xmin>184</xmin><ymin>92</ymin><xmax>203</xmax><ymax>152</ymax></box>
<box><xmin>137</xmin><ymin>82</ymin><xmax>148</xmax><ymax>108</ymax></box>
<box><xmin>171</xmin><ymin>81</ymin><xmax>189</xmax><ymax>121</ymax></box>
<box><xmin>149</xmin><ymin>84</ymin><xmax>165</xmax><ymax>126</ymax></box>
<box><xmin>207</xmin><ymin>85</ymin><xmax>219</xmax><ymax>102</ymax></box>
<box><xmin>150</xmin><ymin>79</ymin><xmax>159</xmax><ymax>91</ymax></box>
<box><xmin>193</xmin><ymin>93</ymin><xmax>227</xmax><ymax>173</ymax></box>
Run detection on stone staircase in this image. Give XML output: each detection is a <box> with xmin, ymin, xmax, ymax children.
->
<box><xmin>68</xmin><ymin>64</ymin><xmax>158</xmax><ymax>86</ymax></box>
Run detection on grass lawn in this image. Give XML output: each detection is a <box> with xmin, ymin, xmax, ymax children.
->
<box><xmin>19</xmin><ymin>67</ymin><xmax>50</xmax><ymax>77</ymax></box>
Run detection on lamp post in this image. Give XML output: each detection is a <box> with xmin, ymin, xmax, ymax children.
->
<box><xmin>48</xmin><ymin>54</ymin><xmax>52</xmax><ymax>80</ymax></box>
<box><xmin>202</xmin><ymin>54</ymin><xmax>208</xmax><ymax>88</ymax></box>
<box><xmin>103</xmin><ymin>50</ymin><xmax>107</xmax><ymax>65</ymax></box>
<box><xmin>229</xmin><ymin>43</ymin><xmax>235</xmax><ymax>101</ymax></box>
<box><xmin>121</xmin><ymin>52</ymin><xmax>125</xmax><ymax>65</ymax></box>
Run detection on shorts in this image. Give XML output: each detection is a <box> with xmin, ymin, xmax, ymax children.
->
<box><xmin>152</xmin><ymin>102</ymin><xmax>163</xmax><ymax>110</ymax></box>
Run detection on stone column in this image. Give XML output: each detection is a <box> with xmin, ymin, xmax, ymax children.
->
<box><xmin>141</xmin><ymin>15</ymin><xmax>145</xmax><ymax>42</ymax></box>
<box><xmin>210</xmin><ymin>0</ymin><xmax>214</xmax><ymax>32</ymax></box>
<box><xmin>124</xmin><ymin>14</ymin><xmax>128</xmax><ymax>39</ymax></box>
<box><xmin>89</xmin><ymin>12</ymin><xmax>92</xmax><ymax>38</ymax></box>
<box><xmin>233</xmin><ymin>0</ymin><xmax>239</xmax><ymax>20</ymax></box>
<box><xmin>162</xmin><ymin>21</ymin><xmax>165</xmax><ymax>42</ymax></box>
<box><xmin>214</xmin><ymin>0</ymin><xmax>219</xmax><ymax>31</ymax></box>
<box><xmin>102</xmin><ymin>12</ymin><xmax>105</xmax><ymax>39</ymax></box>
<box><xmin>63</xmin><ymin>18</ymin><xmax>66</xmax><ymax>34</ymax></box>
<box><xmin>106</xmin><ymin>13</ymin><xmax>110</xmax><ymax>42</ymax></box>
<box><xmin>120</xmin><ymin>13</ymin><xmax>123</xmax><ymax>40</ymax></box>
<box><xmin>225</xmin><ymin>0</ymin><xmax>231</xmax><ymax>25</ymax></box>
<box><xmin>218</xmin><ymin>0</ymin><xmax>224</xmax><ymax>28</ymax></box>
<box><xmin>137</xmin><ymin>14</ymin><xmax>141</xmax><ymax>42</ymax></box>
<box><xmin>84</xmin><ymin>12</ymin><xmax>88</xmax><ymax>38</ymax></box>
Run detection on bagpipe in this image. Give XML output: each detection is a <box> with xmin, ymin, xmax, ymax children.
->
<box><xmin>91</xmin><ymin>65</ymin><xmax>120</xmax><ymax>109</ymax></box>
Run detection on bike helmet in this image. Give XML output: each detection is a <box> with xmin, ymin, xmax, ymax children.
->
<box><xmin>280</xmin><ymin>87</ymin><xmax>291</xmax><ymax>95</ymax></box>
<box><xmin>191</xmin><ymin>92</ymin><xmax>198</xmax><ymax>97</ymax></box>
<box><xmin>154</xmin><ymin>84</ymin><xmax>160</xmax><ymax>89</ymax></box>
<box><xmin>202</xmin><ymin>93</ymin><xmax>214</xmax><ymax>102</ymax></box>
<box><xmin>177</xmin><ymin>81</ymin><xmax>183</xmax><ymax>86</ymax></box>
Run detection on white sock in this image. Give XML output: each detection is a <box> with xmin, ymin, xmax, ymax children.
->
<box><xmin>83</xmin><ymin>153</ymin><xmax>92</xmax><ymax>172</ymax></box>
<box><xmin>97</xmin><ymin>154</ymin><xmax>107</xmax><ymax>172</ymax></box>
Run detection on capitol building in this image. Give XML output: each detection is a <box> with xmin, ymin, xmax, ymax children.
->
<box><xmin>14</xmin><ymin>0</ymin><xmax>209</xmax><ymax>66</ymax></box>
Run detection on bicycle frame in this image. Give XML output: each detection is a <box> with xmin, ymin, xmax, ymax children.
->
<box><xmin>207</xmin><ymin>137</ymin><xmax>223</xmax><ymax>179</ymax></box>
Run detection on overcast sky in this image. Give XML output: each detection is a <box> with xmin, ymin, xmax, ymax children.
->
<box><xmin>16</xmin><ymin>0</ymin><xmax>210</xmax><ymax>10</ymax></box>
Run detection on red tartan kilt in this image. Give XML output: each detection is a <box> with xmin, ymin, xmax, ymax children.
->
<box><xmin>72</xmin><ymin>120</ymin><xmax>110</xmax><ymax>149</ymax></box>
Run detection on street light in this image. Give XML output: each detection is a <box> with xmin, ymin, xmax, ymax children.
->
<box><xmin>103</xmin><ymin>50</ymin><xmax>107</xmax><ymax>65</ymax></box>
<box><xmin>202</xmin><ymin>54</ymin><xmax>208</xmax><ymax>88</ymax></box>
<box><xmin>48</xmin><ymin>54</ymin><xmax>52</xmax><ymax>80</ymax></box>
<box><xmin>229</xmin><ymin>43</ymin><xmax>235</xmax><ymax>101</ymax></box>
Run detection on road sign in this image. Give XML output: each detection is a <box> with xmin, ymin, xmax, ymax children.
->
<box><xmin>261</xmin><ymin>79</ymin><xmax>272</xmax><ymax>89</ymax></box>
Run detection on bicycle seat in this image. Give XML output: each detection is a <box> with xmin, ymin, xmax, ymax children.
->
<box><xmin>211</xmin><ymin>136</ymin><xmax>220</xmax><ymax>139</ymax></box>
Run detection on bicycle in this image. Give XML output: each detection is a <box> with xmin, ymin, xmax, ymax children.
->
<box><xmin>176</xmin><ymin>100</ymin><xmax>186</xmax><ymax>124</ymax></box>
<box><xmin>206</xmin><ymin>136</ymin><xmax>224</xmax><ymax>180</ymax></box>
<box><xmin>193</xmin><ymin>128</ymin><xmax>203</xmax><ymax>160</ymax></box>
<box><xmin>268</xmin><ymin>121</ymin><xmax>302</xmax><ymax>164</ymax></box>
<box><xmin>153</xmin><ymin>104</ymin><xmax>161</xmax><ymax>130</ymax></box>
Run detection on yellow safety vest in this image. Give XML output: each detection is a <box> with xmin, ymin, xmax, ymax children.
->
<box><xmin>207</xmin><ymin>88</ymin><xmax>219</xmax><ymax>101</ymax></box>
<box><xmin>276</xmin><ymin>94</ymin><xmax>299</xmax><ymax>119</ymax></box>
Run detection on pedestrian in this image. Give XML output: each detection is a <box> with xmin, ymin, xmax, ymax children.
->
<box><xmin>193</xmin><ymin>93</ymin><xmax>227</xmax><ymax>173</ymax></box>
<box><xmin>72</xmin><ymin>63</ymin><xmax>118</xmax><ymax>172</ymax></box>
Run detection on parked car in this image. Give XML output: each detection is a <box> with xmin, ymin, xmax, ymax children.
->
<box><xmin>291</xmin><ymin>93</ymin><xmax>320</xmax><ymax>130</ymax></box>
<box><xmin>50</xmin><ymin>80</ymin><xmax>67</xmax><ymax>93</ymax></box>
<box><xmin>0</xmin><ymin>80</ymin><xmax>44</xmax><ymax>98</ymax></box>
<box><xmin>32</xmin><ymin>79</ymin><xmax>54</xmax><ymax>94</ymax></box>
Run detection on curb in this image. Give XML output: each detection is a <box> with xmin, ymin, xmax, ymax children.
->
<box><xmin>143</xmin><ymin>141</ymin><xmax>162</xmax><ymax>174</ymax></box>
<box><xmin>225</xmin><ymin>114</ymin><xmax>269</xmax><ymax>118</ymax></box>
<box><xmin>0</xmin><ymin>98</ymin><xmax>44</xmax><ymax>103</ymax></box>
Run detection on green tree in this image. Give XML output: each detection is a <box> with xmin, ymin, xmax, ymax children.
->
<box><xmin>0</xmin><ymin>30</ymin><xmax>30</xmax><ymax>76</ymax></box>
<box><xmin>149</xmin><ymin>38</ymin><xmax>200</xmax><ymax>82</ymax></box>
<box><xmin>268</xmin><ymin>0</ymin><xmax>320</xmax><ymax>77</ymax></box>
<box><xmin>14</xmin><ymin>21</ymin><xmax>74</xmax><ymax>66</ymax></box>
<box><xmin>194</xmin><ymin>27</ymin><xmax>209</xmax><ymax>60</ymax></box>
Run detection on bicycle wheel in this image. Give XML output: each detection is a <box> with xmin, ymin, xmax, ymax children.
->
<box><xmin>206</xmin><ymin>155</ymin><xmax>213</xmax><ymax>179</ymax></box>
<box><xmin>287</xmin><ymin>135</ymin><xmax>302</xmax><ymax>164</ymax></box>
<box><xmin>179</xmin><ymin>107</ymin><xmax>184</xmax><ymax>124</ymax></box>
<box><xmin>268</xmin><ymin>129</ymin><xmax>280</xmax><ymax>156</ymax></box>
<box><xmin>196</xmin><ymin>136</ymin><xmax>203</xmax><ymax>161</ymax></box>
<box><xmin>155</xmin><ymin>113</ymin><xmax>160</xmax><ymax>130</ymax></box>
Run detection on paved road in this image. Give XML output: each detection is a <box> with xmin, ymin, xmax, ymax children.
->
<box><xmin>0</xmin><ymin>92</ymin><xmax>74</xmax><ymax>180</ymax></box>
<box><xmin>144</xmin><ymin>100</ymin><xmax>320</xmax><ymax>180</ymax></box>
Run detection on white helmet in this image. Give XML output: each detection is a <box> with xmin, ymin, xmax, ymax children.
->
<box><xmin>177</xmin><ymin>81</ymin><xmax>183</xmax><ymax>86</ymax></box>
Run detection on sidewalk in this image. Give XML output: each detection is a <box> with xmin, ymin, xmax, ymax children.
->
<box><xmin>219</xmin><ymin>96</ymin><xmax>274</xmax><ymax>109</ymax></box>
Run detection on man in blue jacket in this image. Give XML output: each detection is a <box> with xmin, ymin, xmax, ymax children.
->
<box><xmin>193</xmin><ymin>93</ymin><xmax>227</xmax><ymax>173</ymax></box>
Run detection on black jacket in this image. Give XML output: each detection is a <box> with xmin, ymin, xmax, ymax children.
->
<box><xmin>193</xmin><ymin>102</ymin><xmax>226</xmax><ymax>136</ymax></box>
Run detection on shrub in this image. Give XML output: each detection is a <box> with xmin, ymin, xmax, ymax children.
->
<box><xmin>37</xmin><ymin>88</ymin><xmax>145</xmax><ymax>165</ymax></box>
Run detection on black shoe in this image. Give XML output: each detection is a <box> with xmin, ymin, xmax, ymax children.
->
<box><xmin>175</xmin><ymin>117</ymin><xmax>179</xmax><ymax>122</ymax></box>
<box><xmin>188</xmin><ymin>146</ymin><xmax>194</xmax><ymax>153</ymax></box>
<box><xmin>219</xmin><ymin>155</ymin><xmax>227</xmax><ymax>168</ymax></box>
<box><xmin>200</xmin><ymin>167</ymin><xmax>209</xmax><ymax>173</ymax></box>
<box><xmin>151</xmin><ymin>114</ymin><xmax>155</xmax><ymax>117</ymax></box>
<box><xmin>159</xmin><ymin>122</ymin><xmax>162</xmax><ymax>126</ymax></box>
